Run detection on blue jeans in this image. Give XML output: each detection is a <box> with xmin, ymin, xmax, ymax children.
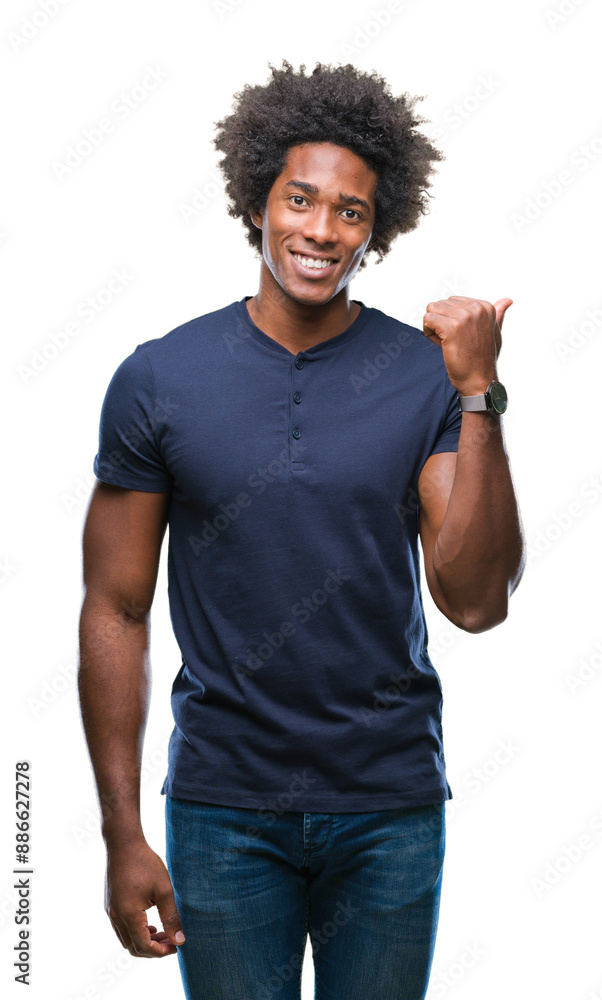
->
<box><xmin>165</xmin><ymin>795</ymin><xmax>446</xmax><ymax>1000</ymax></box>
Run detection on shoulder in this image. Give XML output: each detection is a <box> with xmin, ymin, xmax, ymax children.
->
<box><xmin>364</xmin><ymin>303</ymin><xmax>449</xmax><ymax>372</ymax></box>
<box><xmin>136</xmin><ymin>299</ymin><xmax>240</xmax><ymax>364</ymax></box>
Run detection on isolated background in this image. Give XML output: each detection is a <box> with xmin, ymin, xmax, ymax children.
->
<box><xmin>2</xmin><ymin>0</ymin><xmax>602</xmax><ymax>997</ymax></box>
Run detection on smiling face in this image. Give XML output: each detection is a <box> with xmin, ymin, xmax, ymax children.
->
<box><xmin>250</xmin><ymin>142</ymin><xmax>377</xmax><ymax>307</ymax></box>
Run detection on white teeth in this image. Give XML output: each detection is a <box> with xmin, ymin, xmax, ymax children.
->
<box><xmin>293</xmin><ymin>253</ymin><xmax>333</xmax><ymax>270</ymax></box>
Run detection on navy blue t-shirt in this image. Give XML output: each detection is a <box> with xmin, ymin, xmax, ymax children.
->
<box><xmin>93</xmin><ymin>296</ymin><xmax>462</xmax><ymax>812</ymax></box>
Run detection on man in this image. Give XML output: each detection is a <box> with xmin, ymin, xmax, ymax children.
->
<box><xmin>78</xmin><ymin>60</ymin><xmax>525</xmax><ymax>1000</ymax></box>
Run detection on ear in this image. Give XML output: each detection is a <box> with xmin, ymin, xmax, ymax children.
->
<box><xmin>250</xmin><ymin>208</ymin><xmax>263</xmax><ymax>229</ymax></box>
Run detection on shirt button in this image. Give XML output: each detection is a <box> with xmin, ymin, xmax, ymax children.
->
<box><xmin>292</xmin><ymin>427</ymin><xmax>301</xmax><ymax>439</ymax></box>
<box><xmin>293</xmin><ymin>392</ymin><xmax>302</xmax><ymax>404</ymax></box>
<box><xmin>295</xmin><ymin>357</ymin><xmax>304</xmax><ymax>369</ymax></box>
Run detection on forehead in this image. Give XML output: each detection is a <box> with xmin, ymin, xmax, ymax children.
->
<box><xmin>275</xmin><ymin>142</ymin><xmax>377</xmax><ymax>195</ymax></box>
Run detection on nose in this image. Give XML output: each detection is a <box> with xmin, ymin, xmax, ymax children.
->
<box><xmin>299</xmin><ymin>205</ymin><xmax>339</xmax><ymax>250</ymax></box>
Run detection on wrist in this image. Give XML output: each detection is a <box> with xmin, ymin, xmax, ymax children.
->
<box><xmin>103</xmin><ymin>821</ymin><xmax>147</xmax><ymax>850</ymax></box>
<box><xmin>100</xmin><ymin>800</ymin><xmax>144</xmax><ymax>846</ymax></box>
<box><xmin>457</xmin><ymin>375</ymin><xmax>507</xmax><ymax>417</ymax></box>
<box><xmin>457</xmin><ymin>375</ymin><xmax>498</xmax><ymax>396</ymax></box>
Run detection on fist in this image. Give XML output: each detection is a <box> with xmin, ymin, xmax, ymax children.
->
<box><xmin>423</xmin><ymin>295</ymin><xmax>513</xmax><ymax>395</ymax></box>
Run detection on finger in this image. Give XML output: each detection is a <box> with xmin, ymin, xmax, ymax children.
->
<box><xmin>155</xmin><ymin>888</ymin><xmax>186</xmax><ymax>948</ymax></box>
<box><xmin>125</xmin><ymin>909</ymin><xmax>177</xmax><ymax>958</ymax></box>
<box><xmin>147</xmin><ymin>927</ymin><xmax>175</xmax><ymax>948</ymax></box>
<box><xmin>427</xmin><ymin>296</ymin><xmax>489</xmax><ymax>311</ymax></box>
<box><xmin>422</xmin><ymin>313</ymin><xmax>446</xmax><ymax>346</ymax></box>
<box><xmin>446</xmin><ymin>296</ymin><xmax>490</xmax><ymax>303</ymax></box>
<box><xmin>425</xmin><ymin>300</ymin><xmax>465</xmax><ymax>315</ymax></box>
<box><xmin>422</xmin><ymin>324</ymin><xmax>443</xmax><ymax>346</ymax></box>
<box><xmin>494</xmin><ymin>298</ymin><xmax>513</xmax><ymax>331</ymax></box>
<box><xmin>493</xmin><ymin>299</ymin><xmax>512</xmax><ymax>355</ymax></box>
<box><xmin>447</xmin><ymin>297</ymin><xmax>498</xmax><ymax>314</ymax></box>
<box><xmin>112</xmin><ymin>916</ymin><xmax>142</xmax><ymax>957</ymax></box>
<box><xmin>107</xmin><ymin>906</ymin><xmax>137</xmax><ymax>953</ymax></box>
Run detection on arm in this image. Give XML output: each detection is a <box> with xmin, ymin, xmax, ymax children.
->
<box><xmin>418</xmin><ymin>294</ymin><xmax>526</xmax><ymax>633</ymax></box>
<box><xmin>417</xmin><ymin>413</ymin><xmax>525</xmax><ymax>634</ymax></box>
<box><xmin>78</xmin><ymin>480</ymin><xmax>185</xmax><ymax>957</ymax></box>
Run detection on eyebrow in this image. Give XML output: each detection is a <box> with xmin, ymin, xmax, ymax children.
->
<box><xmin>284</xmin><ymin>179</ymin><xmax>372</xmax><ymax>214</ymax></box>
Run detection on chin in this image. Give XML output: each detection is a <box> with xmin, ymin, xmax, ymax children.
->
<box><xmin>288</xmin><ymin>286</ymin><xmax>335</xmax><ymax>306</ymax></box>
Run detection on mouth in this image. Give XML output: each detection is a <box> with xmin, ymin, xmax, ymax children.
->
<box><xmin>289</xmin><ymin>250</ymin><xmax>338</xmax><ymax>279</ymax></box>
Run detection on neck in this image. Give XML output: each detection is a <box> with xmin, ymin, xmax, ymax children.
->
<box><xmin>246</xmin><ymin>263</ymin><xmax>360</xmax><ymax>355</ymax></box>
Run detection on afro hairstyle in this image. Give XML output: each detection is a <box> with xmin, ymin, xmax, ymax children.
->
<box><xmin>211</xmin><ymin>59</ymin><xmax>445</xmax><ymax>269</ymax></box>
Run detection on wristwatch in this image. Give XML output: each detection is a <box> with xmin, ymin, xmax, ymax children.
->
<box><xmin>457</xmin><ymin>379</ymin><xmax>507</xmax><ymax>414</ymax></box>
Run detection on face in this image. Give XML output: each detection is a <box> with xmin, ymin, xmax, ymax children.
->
<box><xmin>250</xmin><ymin>142</ymin><xmax>377</xmax><ymax>306</ymax></box>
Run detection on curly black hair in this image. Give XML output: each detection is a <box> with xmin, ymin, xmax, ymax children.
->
<box><xmin>212</xmin><ymin>59</ymin><xmax>444</xmax><ymax>270</ymax></box>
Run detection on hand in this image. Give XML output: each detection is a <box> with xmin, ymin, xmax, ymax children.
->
<box><xmin>423</xmin><ymin>295</ymin><xmax>513</xmax><ymax>396</ymax></box>
<box><xmin>104</xmin><ymin>837</ymin><xmax>186</xmax><ymax>958</ymax></box>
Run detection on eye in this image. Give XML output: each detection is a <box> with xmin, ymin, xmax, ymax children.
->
<box><xmin>287</xmin><ymin>195</ymin><xmax>362</xmax><ymax>220</ymax></box>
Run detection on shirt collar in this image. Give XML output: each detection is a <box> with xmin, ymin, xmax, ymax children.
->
<box><xmin>234</xmin><ymin>295</ymin><xmax>371</xmax><ymax>359</ymax></box>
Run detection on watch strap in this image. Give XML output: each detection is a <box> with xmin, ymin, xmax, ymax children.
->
<box><xmin>458</xmin><ymin>393</ymin><xmax>489</xmax><ymax>412</ymax></box>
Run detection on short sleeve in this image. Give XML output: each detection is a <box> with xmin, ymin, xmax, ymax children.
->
<box><xmin>93</xmin><ymin>344</ymin><xmax>173</xmax><ymax>491</ymax></box>
<box><xmin>429</xmin><ymin>370</ymin><xmax>462</xmax><ymax>456</ymax></box>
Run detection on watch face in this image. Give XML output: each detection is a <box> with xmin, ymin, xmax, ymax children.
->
<box><xmin>490</xmin><ymin>381</ymin><xmax>508</xmax><ymax>413</ymax></box>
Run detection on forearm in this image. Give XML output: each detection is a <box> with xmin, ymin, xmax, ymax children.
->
<box><xmin>77</xmin><ymin>599</ymin><xmax>151</xmax><ymax>847</ymax></box>
<box><xmin>432</xmin><ymin>411</ymin><xmax>525</xmax><ymax>631</ymax></box>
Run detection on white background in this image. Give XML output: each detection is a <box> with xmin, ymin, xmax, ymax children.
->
<box><xmin>2</xmin><ymin>0</ymin><xmax>602</xmax><ymax>997</ymax></box>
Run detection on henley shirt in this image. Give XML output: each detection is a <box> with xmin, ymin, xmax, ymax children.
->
<box><xmin>93</xmin><ymin>295</ymin><xmax>462</xmax><ymax>812</ymax></box>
